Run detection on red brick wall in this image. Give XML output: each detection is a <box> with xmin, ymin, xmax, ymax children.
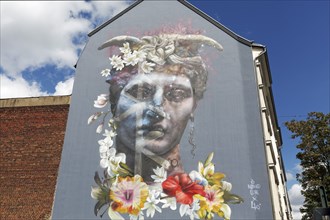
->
<box><xmin>0</xmin><ymin>105</ymin><xmax>69</xmax><ymax>220</ymax></box>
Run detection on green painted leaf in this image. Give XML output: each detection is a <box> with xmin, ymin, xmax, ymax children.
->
<box><xmin>94</xmin><ymin>172</ymin><xmax>102</xmax><ymax>187</ymax></box>
<box><xmin>223</xmin><ymin>192</ymin><xmax>244</xmax><ymax>204</ymax></box>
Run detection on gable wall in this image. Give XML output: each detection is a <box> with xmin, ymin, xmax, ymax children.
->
<box><xmin>53</xmin><ymin>1</ymin><xmax>274</xmax><ymax>219</ymax></box>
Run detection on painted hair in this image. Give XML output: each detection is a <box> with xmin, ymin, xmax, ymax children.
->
<box><xmin>99</xmin><ymin>34</ymin><xmax>223</xmax><ymax>114</ymax></box>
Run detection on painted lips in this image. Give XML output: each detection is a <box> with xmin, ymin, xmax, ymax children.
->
<box><xmin>140</xmin><ymin>125</ymin><xmax>165</xmax><ymax>140</ymax></box>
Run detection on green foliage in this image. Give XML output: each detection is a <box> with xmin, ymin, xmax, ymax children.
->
<box><xmin>285</xmin><ymin>112</ymin><xmax>330</xmax><ymax>220</ymax></box>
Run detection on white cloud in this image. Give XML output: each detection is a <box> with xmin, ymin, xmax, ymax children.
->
<box><xmin>0</xmin><ymin>1</ymin><xmax>91</xmax><ymax>75</ymax></box>
<box><xmin>291</xmin><ymin>205</ymin><xmax>303</xmax><ymax>220</ymax></box>
<box><xmin>288</xmin><ymin>184</ymin><xmax>304</xmax><ymax>220</ymax></box>
<box><xmin>294</xmin><ymin>164</ymin><xmax>303</xmax><ymax>173</ymax></box>
<box><xmin>90</xmin><ymin>1</ymin><xmax>131</xmax><ymax>20</ymax></box>
<box><xmin>0</xmin><ymin>1</ymin><xmax>131</xmax><ymax>98</ymax></box>
<box><xmin>54</xmin><ymin>77</ymin><xmax>74</xmax><ymax>96</ymax></box>
<box><xmin>289</xmin><ymin>184</ymin><xmax>304</xmax><ymax>204</ymax></box>
<box><xmin>0</xmin><ymin>74</ymin><xmax>48</xmax><ymax>98</ymax></box>
<box><xmin>286</xmin><ymin>172</ymin><xmax>295</xmax><ymax>181</ymax></box>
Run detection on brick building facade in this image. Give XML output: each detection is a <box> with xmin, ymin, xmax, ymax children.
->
<box><xmin>0</xmin><ymin>96</ymin><xmax>70</xmax><ymax>219</ymax></box>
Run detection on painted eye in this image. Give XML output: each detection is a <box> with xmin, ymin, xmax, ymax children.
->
<box><xmin>165</xmin><ymin>87</ymin><xmax>192</xmax><ymax>102</ymax></box>
<box><xmin>125</xmin><ymin>84</ymin><xmax>155</xmax><ymax>101</ymax></box>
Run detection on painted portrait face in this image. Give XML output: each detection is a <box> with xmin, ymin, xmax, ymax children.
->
<box><xmin>114</xmin><ymin>72</ymin><xmax>195</xmax><ymax>155</ymax></box>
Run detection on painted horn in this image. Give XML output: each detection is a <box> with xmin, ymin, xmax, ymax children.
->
<box><xmin>166</xmin><ymin>34</ymin><xmax>223</xmax><ymax>51</ymax></box>
<box><xmin>98</xmin><ymin>36</ymin><xmax>143</xmax><ymax>50</ymax></box>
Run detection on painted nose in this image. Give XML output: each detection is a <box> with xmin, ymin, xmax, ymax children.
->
<box><xmin>146</xmin><ymin>88</ymin><xmax>165</xmax><ymax>123</ymax></box>
<box><xmin>146</xmin><ymin>108</ymin><xmax>163</xmax><ymax>123</ymax></box>
<box><xmin>152</xmin><ymin>87</ymin><xmax>165</xmax><ymax>107</ymax></box>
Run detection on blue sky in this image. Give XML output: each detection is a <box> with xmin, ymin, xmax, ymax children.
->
<box><xmin>1</xmin><ymin>1</ymin><xmax>329</xmax><ymax>219</ymax></box>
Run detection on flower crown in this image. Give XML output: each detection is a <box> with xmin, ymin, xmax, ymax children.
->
<box><xmin>100</xmin><ymin>42</ymin><xmax>156</xmax><ymax>78</ymax></box>
<box><xmin>99</xmin><ymin>35</ymin><xmax>223</xmax><ymax>99</ymax></box>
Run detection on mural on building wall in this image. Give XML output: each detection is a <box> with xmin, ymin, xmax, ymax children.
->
<box><xmin>88</xmin><ymin>32</ymin><xmax>243</xmax><ymax>220</ymax></box>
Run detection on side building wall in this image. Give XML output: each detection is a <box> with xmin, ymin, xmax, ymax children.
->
<box><xmin>253</xmin><ymin>47</ymin><xmax>293</xmax><ymax>220</ymax></box>
<box><xmin>0</xmin><ymin>96</ymin><xmax>70</xmax><ymax>220</ymax></box>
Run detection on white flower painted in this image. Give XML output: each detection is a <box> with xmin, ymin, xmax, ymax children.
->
<box><xmin>220</xmin><ymin>204</ymin><xmax>231</xmax><ymax>220</ymax></box>
<box><xmin>87</xmin><ymin>112</ymin><xmax>102</xmax><ymax>125</ymax></box>
<box><xmin>151</xmin><ymin>166</ymin><xmax>167</xmax><ymax>183</ymax></box>
<box><xmin>109</xmin><ymin>55</ymin><xmax>125</xmax><ymax>71</ymax></box>
<box><xmin>94</xmin><ymin>94</ymin><xmax>108</xmax><ymax>108</ymax></box>
<box><xmin>123</xmin><ymin>52</ymin><xmax>139</xmax><ymax>66</ymax></box>
<box><xmin>91</xmin><ymin>186</ymin><xmax>102</xmax><ymax>200</ymax></box>
<box><xmin>100</xmin><ymin>69</ymin><xmax>111</xmax><ymax>77</ymax></box>
<box><xmin>222</xmin><ymin>181</ymin><xmax>232</xmax><ymax>191</ymax></box>
<box><xmin>110</xmin><ymin>43</ymin><xmax>154</xmax><ymax>74</ymax></box>
<box><xmin>161</xmin><ymin>160</ymin><xmax>171</xmax><ymax>170</ymax></box>
<box><xmin>103</xmin><ymin>129</ymin><xmax>116</xmax><ymax>139</ymax></box>
<box><xmin>100</xmin><ymin>148</ymin><xmax>116</xmax><ymax>169</ymax></box>
<box><xmin>108</xmin><ymin>152</ymin><xmax>126</xmax><ymax>177</ymax></box>
<box><xmin>108</xmin><ymin>207</ymin><xmax>124</xmax><ymax>220</ymax></box>
<box><xmin>99</xmin><ymin>137</ymin><xmax>114</xmax><ymax>146</ymax></box>
<box><xmin>142</xmin><ymin>190</ymin><xmax>162</xmax><ymax>218</ymax></box>
<box><xmin>119</xmin><ymin>42</ymin><xmax>131</xmax><ymax>55</ymax></box>
<box><xmin>189</xmin><ymin>170</ymin><xmax>208</xmax><ymax>186</ymax></box>
<box><xmin>133</xmin><ymin>50</ymin><xmax>147</xmax><ymax>62</ymax></box>
<box><xmin>140</xmin><ymin>61</ymin><xmax>155</xmax><ymax>74</ymax></box>
<box><xmin>129</xmin><ymin>212</ymin><xmax>144</xmax><ymax>220</ymax></box>
<box><xmin>179</xmin><ymin>198</ymin><xmax>200</xmax><ymax>220</ymax></box>
<box><xmin>179</xmin><ymin>203</ymin><xmax>188</xmax><ymax>217</ymax></box>
<box><xmin>96</xmin><ymin>124</ymin><xmax>103</xmax><ymax>134</ymax></box>
<box><xmin>99</xmin><ymin>144</ymin><xmax>108</xmax><ymax>154</ymax></box>
<box><xmin>87</xmin><ymin>114</ymin><xmax>95</xmax><ymax>125</ymax></box>
<box><xmin>160</xmin><ymin>196</ymin><xmax>177</xmax><ymax>210</ymax></box>
<box><xmin>98</xmin><ymin>138</ymin><xmax>114</xmax><ymax>153</ymax></box>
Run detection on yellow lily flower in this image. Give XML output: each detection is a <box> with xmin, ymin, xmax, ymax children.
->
<box><xmin>196</xmin><ymin>185</ymin><xmax>225</xmax><ymax>220</ymax></box>
<box><xmin>198</xmin><ymin>159</ymin><xmax>225</xmax><ymax>186</ymax></box>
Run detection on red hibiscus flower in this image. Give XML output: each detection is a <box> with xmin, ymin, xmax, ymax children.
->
<box><xmin>162</xmin><ymin>173</ymin><xmax>206</xmax><ymax>205</ymax></box>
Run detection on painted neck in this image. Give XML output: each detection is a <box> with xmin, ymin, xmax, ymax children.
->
<box><xmin>116</xmin><ymin>141</ymin><xmax>184</xmax><ymax>181</ymax></box>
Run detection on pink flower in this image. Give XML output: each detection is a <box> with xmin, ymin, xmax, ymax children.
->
<box><xmin>110</xmin><ymin>175</ymin><xmax>149</xmax><ymax>215</ymax></box>
<box><xmin>94</xmin><ymin>94</ymin><xmax>108</xmax><ymax>108</ymax></box>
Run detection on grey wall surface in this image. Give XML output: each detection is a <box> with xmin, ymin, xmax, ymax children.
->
<box><xmin>52</xmin><ymin>1</ymin><xmax>273</xmax><ymax>219</ymax></box>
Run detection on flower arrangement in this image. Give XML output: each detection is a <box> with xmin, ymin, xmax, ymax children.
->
<box><xmin>89</xmin><ymin>98</ymin><xmax>244</xmax><ymax>220</ymax></box>
<box><xmin>88</xmin><ymin>105</ymin><xmax>243</xmax><ymax>220</ymax></box>
<box><xmin>89</xmin><ymin>39</ymin><xmax>243</xmax><ymax>220</ymax></box>
<box><xmin>91</xmin><ymin>151</ymin><xmax>243</xmax><ymax>220</ymax></box>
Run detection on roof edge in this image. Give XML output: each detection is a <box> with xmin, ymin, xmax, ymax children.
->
<box><xmin>252</xmin><ymin>43</ymin><xmax>266</xmax><ymax>48</ymax></box>
<box><xmin>0</xmin><ymin>95</ymin><xmax>71</xmax><ymax>108</ymax></box>
<box><xmin>88</xmin><ymin>0</ymin><xmax>254</xmax><ymax>46</ymax></box>
<box><xmin>253</xmin><ymin>48</ymin><xmax>283</xmax><ymax>146</ymax></box>
<box><xmin>88</xmin><ymin>0</ymin><xmax>143</xmax><ymax>37</ymax></box>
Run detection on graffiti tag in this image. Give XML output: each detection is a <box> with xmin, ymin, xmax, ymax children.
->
<box><xmin>248</xmin><ymin>179</ymin><xmax>261</xmax><ymax>210</ymax></box>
